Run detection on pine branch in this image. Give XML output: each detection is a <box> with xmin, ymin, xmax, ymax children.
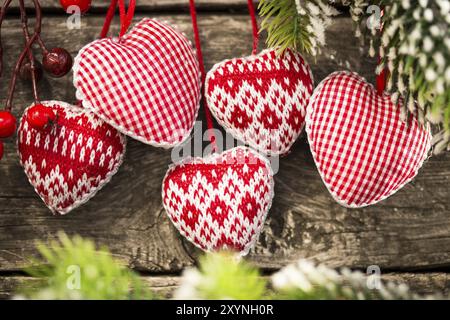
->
<box><xmin>258</xmin><ymin>0</ymin><xmax>339</xmax><ymax>56</ymax></box>
<box><xmin>347</xmin><ymin>0</ymin><xmax>450</xmax><ymax>153</ymax></box>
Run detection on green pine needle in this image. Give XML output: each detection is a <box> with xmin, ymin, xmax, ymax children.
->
<box><xmin>20</xmin><ymin>233</ymin><xmax>152</xmax><ymax>300</ymax></box>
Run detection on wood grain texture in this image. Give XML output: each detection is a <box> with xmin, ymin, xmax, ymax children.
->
<box><xmin>0</xmin><ymin>13</ymin><xmax>449</xmax><ymax>278</ymax></box>
<box><xmin>0</xmin><ymin>273</ymin><xmax>448</xmax><ymax>299</ymax></box>
<box><xmin>7</xmin><ymin>0</ymin><xmax>254</xmax><ymax>11</ymax></box>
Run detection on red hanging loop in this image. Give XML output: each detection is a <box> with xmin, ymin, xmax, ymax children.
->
<box><xmin>189</xmin><ymin>0</ymin><xmax>217</xmax><ymax>152</ymax></box>
<box><xmin>376</xmin><ymin>9</ymin><xmax>387</xmax><ymax>95</ymax></box>
<box><xmin>99</xmin><ymin>0</ymin><xmax>118</xmax><ymax>38</ymax></box>
<box><xmin>118</xmin><ymin>0</ymin><xmax>136</xmax><ymax>37</ymax></box>
<box><xmin>247</xmin><ymin>0</ymin><xmax>259</xmax><ymax>55</ymax></box>
<box><xmin>99</xmin><ymin>0</ymin><xmax>136</xmax><ymax>39</ymax></box>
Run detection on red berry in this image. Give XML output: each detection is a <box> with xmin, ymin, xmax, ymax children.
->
<box><xmin>0</xmin><ymin>111</ymin><xmax>17</xmax><ymax>138</ymax></box>
<box><xmin>26</xmin><ymin>104</ymin><xmax>57</xmax><ymax>130</ymax></box>
<box><xmin>20</xmin><ymin>59</ymin><xmax>43</xmax><ymax>82</ymax></box>
<box><xmin>60</xmin><ymin>0</ymin><xmax>92</xmax><ymax>14</ymax></box>
<box><xmin>0</xmin><ymin>141</ymin><xmax>3</xmax><ymax>161</ymax></box>
<box><xmin>42</xmin><ymin>48</ymin><xmax>73</xmax><ymax>78</ymax></box>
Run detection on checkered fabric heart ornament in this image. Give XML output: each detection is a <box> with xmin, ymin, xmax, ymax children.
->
<box><xmin>205</xmin><ymin>48</ymin><xmax>314</xmax><ymax>155</ymax></box>
<box><xmin>73</xmin><ymin>18</ymin><xmax>201</xmax><ymax>148</ymax></box>
<box><xmin>162</xmin><ymin>146</ymin><xmax>274</xmax><ymax>255</ymax></box>
<box><xmin>18</xmin><ymin>101</ymin><xmax>126</xmax><ymax>215</ymax></box>
<box><xmin>306</xmin><ymin>71</ymin><xmax>432</xmax><ymax>208</ymax></box>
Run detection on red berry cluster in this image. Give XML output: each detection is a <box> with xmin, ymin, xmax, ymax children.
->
<box><xmin>0</xmin><ymin>0</ymin><xmax>86</xmax><ymax>162</ymax></box>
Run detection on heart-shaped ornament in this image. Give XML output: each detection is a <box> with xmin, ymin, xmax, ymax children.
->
<box><xmin>162</xmin><ymin>146</ymin><xmax>274</xmax><ymax>255</ymax></box>
<box><xmin>73</xmin><ymin>18</ymin><xmax>201</xmax><ymax>148</ymax></box>
<box><xmin>306</xmin><ymin>71</ymin><xmax>432</xmax><ymax>208</ymax></box>
<box><xmin>205</xmin><ymin>48</ymin><xmax>314</xmax><ymax>155</ymax></box>
<box><xmin>18</xmin><ymin>101</ymin><xmax>126</xmax><ymax>215</ymax></box>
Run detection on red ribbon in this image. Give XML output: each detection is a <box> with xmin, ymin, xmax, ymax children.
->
<box><xmin>189</xmin><ymin>0</ymin><xmax>217</xmax><ymax>151</ymax></box>
<box><xmin>247</xmin><ymin>0</ymin><xmax>259</xmax><ymax>55</ymax></box>
<box><xmin>376</xmin><ymin>9</ymin><xmax>387</xmax><ymax>95</ymax></box>
<box><xmin>99</xmin><ymin>0</ymin><xmax>136</xmax><ymax>39</ymax></box>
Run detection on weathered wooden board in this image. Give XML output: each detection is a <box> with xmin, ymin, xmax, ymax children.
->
<box><xmin>0</xmin><ymin>273</ymin><xmax>449</xmax><ymax>299</ymax></box>
<box><xmin>9</xmin><ymin>0</ymin><xmax>255</xmax><ymax>11</ymax></box>
<box><xmin>0</xmin><ymin>13</ymin><xmax>449</xmax><ymax>278</ymax></box>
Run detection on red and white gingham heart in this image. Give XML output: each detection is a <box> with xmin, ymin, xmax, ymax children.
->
<box><xmin>162</xmin><ymin>146</ymin><xmax>274</xmax><ymax>255</ymax></box>
<box><xmin>205</xmin><ymin>48</ymin><xmax>314</xmax><ymax>155</ymax></box>
<box><xmin>18</xmin><ymin>101</ymin><xmax>126</xmax><ymax>215</ymax></box>
<box><xmin>306</xmin><ymin>71</ymin><xmax>432</xmax><ymax>208</ymax></box>
<box><xmin>73</xmin><ymin>18</ymin><xmax>201</xmax><ymax>148</ymax></box>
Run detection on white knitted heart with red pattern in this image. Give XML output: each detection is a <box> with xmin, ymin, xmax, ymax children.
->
<box><xmin>162</xmin><ymin>146</ymin><xmax>274</xmax><ymax>255</ymax></box>
<box><xmin>18</xmin><ymin>101</ymin><xmax>126</xmax><ymax>215</ymax></box>
<box><xmin>306</xmin><ymin>71</ymin><xmax>432</xmax><ymax>208</ymax></box>
<box><xmin>73</xmin><ymin>18</ymin><xmax>201</xmax><ymax>148</ymax></box>
<box><xmin>205</xmin><ymin>48</ymin><xmax>314</xmax><ymax>155</ymax></box>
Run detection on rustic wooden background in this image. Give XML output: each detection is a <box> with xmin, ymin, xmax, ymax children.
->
<box><xmin>0</xmin><ymin>0</ymin><xmax>449</xmax><ymax>298</ymax></box>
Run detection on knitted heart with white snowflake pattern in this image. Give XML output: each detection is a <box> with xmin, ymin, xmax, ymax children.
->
<box><xmin>162</xmin><ymin>146</ymin><xmax>274</xmax><ymax>255</ymax></box>
<box><xmin>306</xmin><ymin>71</ymin><xmax>432</xmax><ymax>208</ymax></box>
<box><xmin>18</xmin><ymin>101</ymin><xmax>126</xmax><ymax>215</ymax></box>
<box><xmin>73</xmin><ymin>18</ymin><xmax>201</xmax><ymax>148</ymax></box>
<box><xmin>205</xmin><ymin>48</ymin><xmax>314</xmax><ymax>155</ymax></box>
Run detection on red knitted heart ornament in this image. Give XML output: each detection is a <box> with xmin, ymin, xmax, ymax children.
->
<box><xmin>18</xmin><ymin>101</ymin><xmax>126</xmax><ymax>215</ymax></box>
<box><xmin>205</xmin><ymin>48</ymin><xmax>314</xmax><ymax>155</ymax></box>
<box><xmin>162</xmin><ymin>146</ymin><xmax>274</xmax><ymax>255</ymax></box>
<box><xmin>73</xmin><ymin>18</ymin><xmax>201</xmax><ymax>148</ymax></box>
<box><xmin>306</xmin><ymin>71</ymin><xmax>432</xmax><ymax>208</ymax></box>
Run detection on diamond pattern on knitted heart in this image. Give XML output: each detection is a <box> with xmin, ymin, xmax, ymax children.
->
<box><xmin>18</xmin><ymin>101</ymin><xmax>126</xmax><ymax>215</ymax></box>
<box><xmin>162</xmin><ymin>146</ymin><xmax>274</xmax><ymax>256</ymax></box>
<box><xmin>73</xmin><ymin>18</ymin><xmax>201</xmax><ymax>148</ymax></box>
<box><xmin>306</xmin><ymin>71</ymin><xmax>432</xmax><ymax>208</ymax></box>
<box><xmin>205</xmin><ymin>48</ymin><xmax>314</xmax><ymax>155</ymax></box>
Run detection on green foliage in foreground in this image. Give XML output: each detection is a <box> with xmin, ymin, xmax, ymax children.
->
<box><xmin>18</xmin><ymin>234</ymin><xmax>446</xmax><ymax>300</ymax></box>
<box><xmin>20</xmin><ymin>233</ymin><xmax>151</xmax><ymax>300</ymax></box>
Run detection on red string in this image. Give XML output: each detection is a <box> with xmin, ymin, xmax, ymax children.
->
<box><xmin>99</xmin><ymin>0</ymin><xmax>118</xmax><ymax>38</ymax></box>
<box><xmin>376</xmin><ymin>9</ymin><xmax>387</xmax><ymax>95</ymax></box>
<box><xmin>189</xmin><ymin>0</ymin><xmax>217</xmax><ymax>151</ymax></box>
<box><xmin>119</xmin><ymin>0</ymin><xmax>136</xmax><ymax>37</ymax></box>
<box><xmin>99</xmin><ymin>0</ymin><xmax>136</xmax><ymax>39</ymax></box>
<box><xmin>247</xmin><ymin>0</ymin><xmax>259</xmax><ymax>55</ymax></box>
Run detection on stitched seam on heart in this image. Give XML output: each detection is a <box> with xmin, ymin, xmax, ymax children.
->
<box><xmin>305</xmin><ymin>71</ymin><xmax>433</xmax><ymax>208</ymax></box>
<box><xmin>17</xmin><ymin>100</ymin><xmax>127</xmax><ymax>215</ymax></box>
<box><xmin>205</xmin><ymin>48</ymin><xmax>312</xmax><ymax>155</ymax></box>
<box><xmin>72</xmin><ymin>18</ymin><xmax>201</xmax><ymax>149</ymax></box>
<box><xmin>161</xmin><ymin>146</ymin><xmax>275</xmax><ymax>256</ymax></box>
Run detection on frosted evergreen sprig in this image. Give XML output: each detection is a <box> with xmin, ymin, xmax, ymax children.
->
<box><xmin>174</xmin><ymin>253</ymin><xmax>446</xmax><ymax>300</ymax></box>
<box><xmin>271</xmin><ymin>259</ymin><xmax>431</xmax><ymax>300</ymax></box>
<box><xmin>348</xmin><ymin>0</ymin><xmax>450</xmax><ymax>153</ymax></box>
<box><xmin>173</xmin><ymin>252</ymin><xmax>266</xmax><ymax>300</ymax></box>
<box><xmin>18</xmin><ymin>233</ymin><xmax>152</xmax><ymax>300</ymax></box>
<box><xmin>258</xmin><ymin>0</ymin><xmax>339</xmax><ymax>56</ymax></box>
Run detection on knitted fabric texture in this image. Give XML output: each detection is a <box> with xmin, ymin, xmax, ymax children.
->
<box><xmin>205</xmin><ymin>48</ymin><xmax>314</xmax><ymax>155</ymax></box>
<box><xmin>162</xmin><ymin>146</ymin><xmax>274</xmax><ymax>256</ymax></box>
<box><xmin>73</xmin><ymin>18</ymin><xmax>201</xmax><ymax>148</ymax></box>
<box><xmin>18</xmin><ymin>101</ymin><xmax>126</xmax><ymax>215</ymax></box>
<box><xmin>306</xmin><ymin>71</ymin><xmax>432</xmax><ymax>208</ymax></box>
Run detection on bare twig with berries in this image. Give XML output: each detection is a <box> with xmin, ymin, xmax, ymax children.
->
<box><xmin>0</xmin><ymin>0</ymin><xmax>77</xmax><ymax>161</ymax></box>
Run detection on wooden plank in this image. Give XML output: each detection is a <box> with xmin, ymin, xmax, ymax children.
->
<box><xmin>0</xmin><ymin>14</ymin><xmax>449</xmax><ymax>274</ymax></box>
<box><xmin>5</xmin><ymin>0</ymin><xmax>252</xmax><ymax>11</ymax></box>
<box><xmin>0</xmin><ymin>273</ymin><xmax>448</xmax><ymax>299</ymax></box>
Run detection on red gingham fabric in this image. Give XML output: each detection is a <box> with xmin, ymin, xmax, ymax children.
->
<box><xmin>73</xmin><ymin>18</ymin><xmax>201</xmax><ymax>148</ymax></box>
<box><xmin>18</xmin><ymin>101</ymin><xmax>126</xmax><ymax>215</ymax></box>
<box><xmin>205</xmin><ymin>48</ymin><xmax>314</xmax><ymax>155</ymax></box>
<box><xmin>306</xmin><ymin>71</ymin><xmax>432</xmax><ymax>208</ymax></box>
<box><xmin>162</xmin><ymin>146</ymin><xmax>274</xmax><ymax>256</ymax></box>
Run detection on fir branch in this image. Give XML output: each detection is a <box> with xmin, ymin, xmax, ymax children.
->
<box><xmin>258</xmin><ymin>0</ymin><xmax>339</xmax><ymax>56</ymax></box>
<box><xmin>18</xmin><ymin>233</ymin><xmax>152</xmax><ymax>300</ymax></box>
<box><xmin>347</xmin><ymin>0</ymin><xmax>450</xmax><ymax>153</ymax></box>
